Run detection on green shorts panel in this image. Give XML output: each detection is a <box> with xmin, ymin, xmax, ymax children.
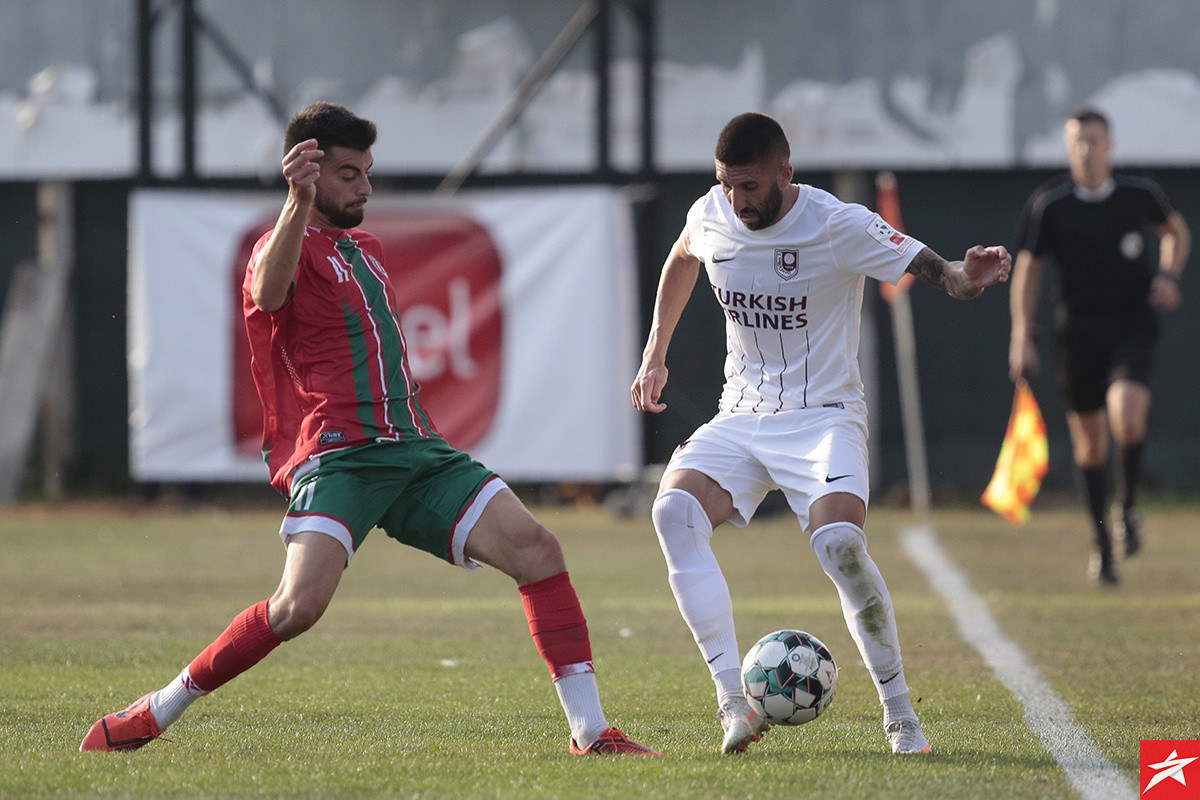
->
<box><xmin>284</xmin><ymin>438</ymin><xmax>498</xmax><ymax>564</ymax></box>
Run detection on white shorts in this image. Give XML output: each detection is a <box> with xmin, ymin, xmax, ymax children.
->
<box><xmin>663</xmin><ymin>404</ymin><xmax>870</xmax><ymax>532</ymax></box>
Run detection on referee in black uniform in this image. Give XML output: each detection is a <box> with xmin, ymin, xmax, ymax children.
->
<box><xmin>1009</xmin><ymin>107</ymin><xmax>1190</xmax><ymax>585</ymax></box>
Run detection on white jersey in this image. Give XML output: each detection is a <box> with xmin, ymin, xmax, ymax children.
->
<box><xmin>682</xmin><ymin>184</ymin><xmax>922</xmax><ymax>413</ymax></box>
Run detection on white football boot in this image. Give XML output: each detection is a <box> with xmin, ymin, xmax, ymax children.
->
<box><xmin>885</xmin><ymin>718</ymin><xmax>931</xmax><ymax>754</ymax></box>
<box><xmin>717</xmin><ymin>697</ymin><xmax>771</xmax><ymax>754</ymax></box>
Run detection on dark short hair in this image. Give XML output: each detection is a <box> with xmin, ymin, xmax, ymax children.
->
<box><xmin>715</xmin><ymin>112</ymin><xmax>790</xmax><ymax>165</ymax></box>
<box><xmin>1068</xmin><ymin>106</ymin><xmax>1110</xmax><ymax>131</ymax></box>
<box><xmin>284</xmin><ymin>102</ymin><xmax>377</xmax><ymax>154</ymax></box>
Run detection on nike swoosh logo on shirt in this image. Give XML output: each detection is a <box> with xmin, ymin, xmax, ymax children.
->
<box><xmin>712</xmin><ymin>256</ymin><xmax>736</xmax><ymax>263</ymax></box>
<box><xmin>825</xmin><ymin>474</ymin><xmax>853</xmax><ymax>483</ymax></box>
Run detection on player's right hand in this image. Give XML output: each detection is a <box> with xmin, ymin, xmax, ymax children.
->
<box><xmin>631</xmin><ymin>362</ymin><xmax>669</xmax><ymax>413</ymax></box>
<box><xmin>282</xmin><ymin>138</ymin><xmax>323</xmax><ymax>202</ymax></box>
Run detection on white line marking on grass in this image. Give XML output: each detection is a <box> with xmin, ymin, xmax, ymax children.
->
<box><xmin>899</xmin><ymin>525</ymin><xmax>1136</xmax><ymax>800</ymax></box>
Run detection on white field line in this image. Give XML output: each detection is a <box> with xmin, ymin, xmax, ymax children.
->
<box><xmin>899</xmin><ymin>524</ymin><xmax>1137</xmax><ymax>800</ymax></box>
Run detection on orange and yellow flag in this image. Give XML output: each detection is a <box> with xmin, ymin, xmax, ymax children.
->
<box><xmin>981</xmin><ymin>380</ymin><xmax>1049</xmax><ymax>525</ymax></box>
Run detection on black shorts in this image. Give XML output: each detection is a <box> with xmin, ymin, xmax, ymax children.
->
<box><xmin>1055</xmin><ymin>312</ymin><xmax>1159</xmax><ymax>413</ymax></box>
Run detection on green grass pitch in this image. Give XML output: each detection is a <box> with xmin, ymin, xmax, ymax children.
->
<box><xmin>1</xmin><ymin>498</ymin><xmax>1196</xmax><ymax>799</ymax></box>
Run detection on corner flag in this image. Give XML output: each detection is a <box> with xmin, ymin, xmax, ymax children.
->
<box><xmin>982</xmin><ymin>380</ymin><xmax>1049</xmax><ymax>525</ymax></box>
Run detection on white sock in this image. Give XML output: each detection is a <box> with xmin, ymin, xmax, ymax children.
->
<box><xmin>148</xmin><ymin>667</ymin><xmax>208</xmax><ymax>729</ymax></box>
<box><xmin>554</xmin><ymin>667</ymin><xmax>607</xmax><ymax>747</ymax></box>
<box><xmin>714</xmin><ymin>669</ymin><xmax>745</xmax><ymax>708</ymax></box>
<box><xmin>810</xmin><ymin>522</ymin><xmax>905</xmax><ymax>694</ymax></box>
<box><xmin>883</xmin><ymin>689</ymin><xmax>918</xmax><ymax>725</ymax></box>
<box><xmin>653</xmin><ymin>489</ymin><xmax>742</xmax><ymax>702</ymax></box>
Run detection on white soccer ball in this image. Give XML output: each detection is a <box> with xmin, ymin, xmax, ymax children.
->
<box><xmin>741</xmin><ymin>629</ymin><xmax>838</xmax><ymax>725</ymax></box>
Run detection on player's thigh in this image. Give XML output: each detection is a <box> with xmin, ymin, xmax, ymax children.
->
<box><xmin>462</xmin><ymin>487</ymin><xmax>565</xmax><ymax>584</ymax></box>
<box><xmin>756</xmin><ymin>407</ymin><xmax>869</xmax><ymax>533</ymax></box>
<box><xmin>662</xmin><ymin>415</ymin><xmax>773</xmax><ymax>528</ymax></box>
<box><xmin>808</xmin><ymin>492</ymin><xmax>866</xmax><ymax>531</ymax></box>
<box><xmin>1055</xmin><ymin>320</ymin><xmax>1110</xmax><ymax>413</ymax></box>
<box><xmin>269</xmin><ymin>531</ymin><xmax>350</xmax><ymax>639</ymax></box>
<box><xmin>1108</xmin><ymin>313</ymin><xmax>1159</xmax><ymax>389</ymax></box>
<box><xmin>377</xmin><ymin>441</ymin><xmax>502</xmax><ymax>570</ymax></box>
<box><xmin>283</xmin><ymin>451</ymin><xmax>412</xmax><ymax>561</ymax></box>
<box><xmin>1106</xmin><ymin>320</ymin><xmax>1156</xmax><ymax>440</ymax></box>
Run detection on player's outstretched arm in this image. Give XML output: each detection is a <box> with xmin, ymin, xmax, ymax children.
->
<box><xmin>631</xmin><ymin>234</ymin><xmax>702</xmax><ymax>414</ymax></box>
<box><xmin>905</xmin><ymin>245</ymin><xmax>1011</xmax><ymax>300</ymax></box>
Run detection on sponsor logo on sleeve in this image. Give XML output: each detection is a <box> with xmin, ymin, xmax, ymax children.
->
<box><xmin>867</xmin><ymin>217</ymin><xmax>915</xmax><ymax>255</ymax></box>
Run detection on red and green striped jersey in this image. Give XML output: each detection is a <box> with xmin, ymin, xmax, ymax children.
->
<box><xmin>243</xmin><ymin>225</ymin><xmax>438</xmax><ymax>493</ymax></box>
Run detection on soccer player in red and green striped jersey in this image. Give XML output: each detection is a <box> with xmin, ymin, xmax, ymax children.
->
<box><xmin>245</xmin><ymin>215</ymin><xmax>438</xmax><ymax>495</ymax></box>
<box><xmin>81</xmin><ymin>102</ymin><xmax>658</xmax><ymax>757</ymax></box>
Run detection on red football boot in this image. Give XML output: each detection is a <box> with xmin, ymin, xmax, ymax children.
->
<box><xmin>80</xmin><ymin>692</ymin><xmax>163</xmax><ymax>751</ymax></box>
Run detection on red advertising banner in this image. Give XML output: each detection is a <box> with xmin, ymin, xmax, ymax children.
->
<box><xmin>128</xmin><ymin>187</ymin><xmax>640</xmax><ymax>483</ymax></box>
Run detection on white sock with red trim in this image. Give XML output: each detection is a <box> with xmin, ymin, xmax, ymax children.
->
<box><xmin>554</xmin><ymin>666</ymin><xmax>607</xmax><ymax>747</ymax></box>
<box><xmin>148</xmin><ymin>667</ymin><xmax>208</xmax><ymax>729</ymax></box>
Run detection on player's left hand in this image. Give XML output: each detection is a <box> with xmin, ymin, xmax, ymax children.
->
<box><xmin>1149</xmin><ymin>272</ymin><xmax>1182</xmax><ymax>311</ymax></box>
<box><xmin>962</xmin><ymin>245</ymin><xmax>1012</xmax><ymax>290</ymax></box>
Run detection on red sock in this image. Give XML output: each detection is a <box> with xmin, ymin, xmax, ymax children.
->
<box><xmin>519</xmin><ymin>572</ymin><xmax>594</xmax><ymax>680</ymax></box>
<box><xmin>187</xmin><ymin>600</ymin><xmax>282</xmax><ymax>693</ymax></box>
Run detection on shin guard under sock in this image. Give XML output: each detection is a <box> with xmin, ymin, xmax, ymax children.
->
<box><xmin>519</xmin><ymin>572</ymin><xmax>594</xmax><ymax>680</ymax></box>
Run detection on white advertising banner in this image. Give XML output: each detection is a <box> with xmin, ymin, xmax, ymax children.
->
<box><xmin>128</xmin><ymin>186</ymin><xmax>642</xmax><ymax>484</ymax></box>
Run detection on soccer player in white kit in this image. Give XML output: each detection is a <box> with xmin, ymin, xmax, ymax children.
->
<box><xmin>631</xmin><ymin>112</ymin><xmax>1011</xmax><ymax>755</ymax></box>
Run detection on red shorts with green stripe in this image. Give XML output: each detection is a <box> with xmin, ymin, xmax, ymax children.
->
<box><xmin>279</xmin><ymin>438</ymin><xmax>503</xmax><ymax>567</ymax></box>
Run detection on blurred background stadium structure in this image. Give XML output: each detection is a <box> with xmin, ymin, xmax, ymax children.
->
<box><xmin>0</xmin><ymin>0</ymin><xmax>1198</xmax><ymax>501</ymax></box>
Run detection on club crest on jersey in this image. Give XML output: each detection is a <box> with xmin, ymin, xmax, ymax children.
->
<box><xmin>1120</xmin><ymin>231</ymin><xmax>1144</xmax><ymax>260</ymax></box>
<box><xmin>774</xmin><ymin>248</ymin><xmax>799</xmax><ymax>280</ymax></box>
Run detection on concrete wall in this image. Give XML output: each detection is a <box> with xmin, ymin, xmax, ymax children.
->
<box><xmin>2</xmin><ymin>1</ymin><xmax>1200</xmax><ymax>178</ymax></box>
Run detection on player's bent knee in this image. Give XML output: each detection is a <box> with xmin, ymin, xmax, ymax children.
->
<box><xmin>502</xmin><ymin>522</ymin><xmax>566</xmax><ymax>584</ymax></box>
<box><xmin>526</xmin><ymin>523</ymin><xmax>564</xmax><ymax>565</ymax></box>
<box><xmin>653</xmin><ymin>490</ymin><xmax>714</xmax><ymax>572</ymax></box>
<box><xmin>652</xmin><ymin>489</ymin><xmax>707</xmax><ymax>535</ymax></box>
<box><xmin>809</xmin><ymin>522</ymin><xmax>867</xmax><ymax>572</ymax></box>
<box><xmin>267</xmin><ymin>593</ymin><xmax>329</xmax><ymax>640</ymax></box>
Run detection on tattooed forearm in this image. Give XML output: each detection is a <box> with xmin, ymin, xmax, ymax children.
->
<box><xmin>905</xmin><ymin>247</ymin><xmax>979</xmax><ymax>299</ymax></box>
